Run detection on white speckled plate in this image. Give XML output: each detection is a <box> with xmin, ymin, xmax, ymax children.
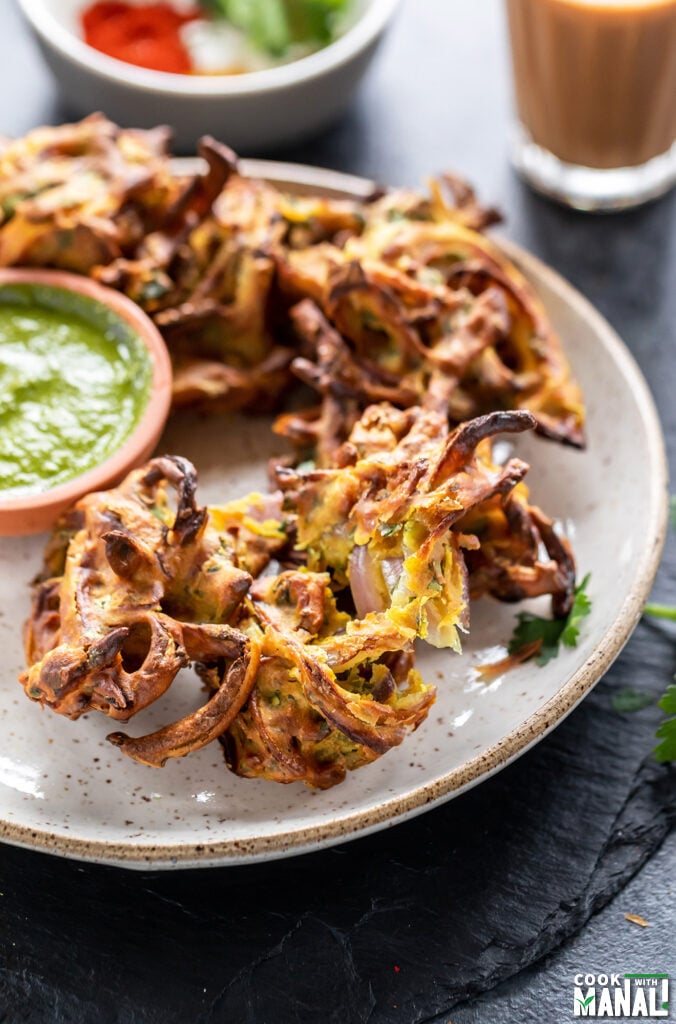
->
<box><xmin>0</xmin><ymin>162</ymin><xmax>667</xmax><ymax>868</ymax></box>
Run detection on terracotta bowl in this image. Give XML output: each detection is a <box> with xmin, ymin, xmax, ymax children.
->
<box><xmin>0</xmin><ymin>269</ymin><xmax>173</xmax><ymax>536</ymax></box>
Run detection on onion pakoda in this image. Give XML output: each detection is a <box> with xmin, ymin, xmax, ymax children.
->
<box><xmin>21</xmin><ymin>406</ymin><xmax>575</xmax><ymax>788</ymax></box>
<box><xmin>0</xmin><ymin>116</ymin><xmax>584</xmax><ymax>446</ymax></box>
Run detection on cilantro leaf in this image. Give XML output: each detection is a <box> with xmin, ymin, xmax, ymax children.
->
<box><xmin>637</xmin><ymin>495</ymin><xmax>676</xmax><ymax>763</ymax></box>
<box><xmin>379</xmin><ymin>522</ymin><xmax>403</xmax><ymax>538</ymax></box>
<box><xmin>655</xmin><ymin>720</ymin><xmax>676</xmax><ymax>762</ymax></box>
<box><xmin>654</xmin><ymin>684</ymin><xmax>676</xmax><ymax>763</ymax></box>
<box><xmin>658</xmin><ymin>683</ymin><xmax>676</xmax><ymax>716</ymax></box>
<box><xmin>508</xmin><ymin>613</ymin><xmax>567</xmax><ymax>666</ymax></box>
<box><xmin>508</xmin><ymin>573</ymin><xmax>592</xmax><ymax>666</ymax></box>
<box><xmin>641</xmin><ymin>624</ymin><xmax>676</xmax><ymax>762</ymax></box>
<box><xmin>611</xmin><ymin>688</ymin><xmax>655</xmax><ymax>714</ymax></box>
<box><xmin>561</xmin><ymin>572</ymin><xmax>592</xmax><ymax>647</ymax></box>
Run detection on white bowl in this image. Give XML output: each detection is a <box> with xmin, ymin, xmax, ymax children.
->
<box><xmin>17</xmin><ymin>0</ymin><xmax>400</xmax><ymax>152</ymax></box>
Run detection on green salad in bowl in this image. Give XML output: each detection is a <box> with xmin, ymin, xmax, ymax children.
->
<box><xmin>79</xmin><ymin>0</ymin><xmax>358</xmax><ymax>76</ymax></box>
<box><xmin>202</xmin><ymin>0</ymin><xmax>354</xmax><ymax>58</ymax></box>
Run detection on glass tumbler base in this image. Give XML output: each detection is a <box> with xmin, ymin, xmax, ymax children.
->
<box><xmin>510</xmin><ymin>125</ymin><xmax>676</xmax><ymax>212</ymax></box>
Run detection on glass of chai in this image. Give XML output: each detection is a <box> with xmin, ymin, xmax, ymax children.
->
<box><xmin>505</xmin><ymin>0</ymin><xmax>676</xmax><ymax>210</ymax></box>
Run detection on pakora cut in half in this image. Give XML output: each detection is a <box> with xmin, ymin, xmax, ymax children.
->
<box><xmin>21</xmin><ymin>407</ymin><xmax>574</xmax><ymax>788</ymax></box>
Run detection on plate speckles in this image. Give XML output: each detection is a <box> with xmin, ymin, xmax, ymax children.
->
<box><xmin>0</xmin><ymin>162</ymin><xmax>667</xmax><ymax>869</ymax></box>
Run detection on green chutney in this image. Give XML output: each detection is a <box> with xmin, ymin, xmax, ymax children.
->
<box><xmin>0</xmin><ymin>283</ymin><xmax>152</xmax><ymax>497</ymax></box>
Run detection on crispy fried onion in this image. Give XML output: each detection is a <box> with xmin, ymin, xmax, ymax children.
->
<box><xmin>274</xmin><ymin>181</ymin><xmax>585</xmax><ymax>448</ymax></box>
<box><xmin>0</xmin><ymin>115</ymin><xmax>584</xmax><ymax>444</ymax></box>
<box><xmin>21</xmin><ymin>404</ymin><xmax>575</xmax><ymax>786</ymax></box>
<box><xmin>20</xmin><ymin>457</ymin><xmax>277</xmax><ymax>724</ymax></box>
<box><xmin>221</xmin><ymin>601</ymin><xmax>433</xmax><ymax>790</ymax></box>
<box><xmin>0</xmin><ymin>116</ymin><xmax>234</xmax><ymax>274</ymax></box>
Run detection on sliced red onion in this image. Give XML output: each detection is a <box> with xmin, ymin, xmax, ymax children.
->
<box><xmin>348</xmin><ymin>545</ymin><xmax>387</xmax><ymax>618</ymax></box>
<box><xmin>381</xmin><ymin>557</ymin><xmax>404</xmax><ymax>595</ymax></box>
<box><xmin>248</xmin><ymin>492</ymin><xmax>283</xmax><ymax>522</ymax></box>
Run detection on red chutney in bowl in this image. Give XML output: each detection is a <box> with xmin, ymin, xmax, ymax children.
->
<box><xmin>82</xmin><ymin>2</ymin><xmax>201</xmax><ymax>74</ymax></box>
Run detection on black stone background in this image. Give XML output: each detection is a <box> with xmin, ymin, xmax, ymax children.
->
<box><xmin>0</xmin><ymin>1</ymin><xmax>674</xmax><ymax>1021</ymax></box>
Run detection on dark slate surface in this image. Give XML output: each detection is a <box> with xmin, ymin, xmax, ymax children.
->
<box><xmin>0</xmin><ymin>667</ymin><xmax>673</xmax><ymax>1024</ymax></box>
<box><xmin>444</xmin><ymin>829</ymin><xmax>676</xmax><ymax>1024</ymax></box>
<box><xmin>0</xmin><ymin>1</ymin><xmax>675</xmax><ymax>1021</ymax></box>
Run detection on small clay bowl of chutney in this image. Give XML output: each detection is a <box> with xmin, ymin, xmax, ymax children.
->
<box><xmin>0</xmin><ymin>269</ymin><xmax>172</xmax><ymax>535</ymax></box>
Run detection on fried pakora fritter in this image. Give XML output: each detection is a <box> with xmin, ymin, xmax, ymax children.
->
<box><xmin>0</xmin><ymin>115</ymin><xmax>235</xmax><ymax>275</ymax></box>
<box><xmin>0</xmin><ymin>116</ymin><xmax>584</xmax><ymax>444</ymax></box>
<box><xmin>274</xmin><ymin>404</ymin><xmax>574</xmax><ymax>640</ymax></box>
<box><xmin>271</xmin><ymin>176</ymin><xmax>584</xmax><ymax>447</ymax></box>
<box><xmin>22</xmin><ymin>456</ymin><xmax>264</xmax><ymax>722</ymax></box>
<box><xmin>21</xmin><ymin>404</ymin><xmax>575</xmax><ymax>787</ymax></box>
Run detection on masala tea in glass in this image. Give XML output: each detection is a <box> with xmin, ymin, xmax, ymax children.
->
<box><xmin>506</xmin><ymin>0</ymin><xmax>676</xmax><ymax>209</ymax></box>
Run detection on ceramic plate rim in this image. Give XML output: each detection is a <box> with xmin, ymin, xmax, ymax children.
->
<box><xmin>0</xmin><ymin>160</ymin><xmax>668</xmax><ymax>868</ymax></box>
